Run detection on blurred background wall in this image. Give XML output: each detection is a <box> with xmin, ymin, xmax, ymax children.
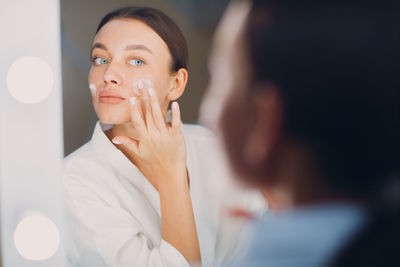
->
<box><xmin>61</xmin><ymin>0</ymin><xmax>230</xmax><ymax>156</ymax></box>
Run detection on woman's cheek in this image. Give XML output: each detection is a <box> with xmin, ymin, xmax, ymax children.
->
<box><xmin>88</xmin><ymin>83</ymin><xmax>97</xmax><ymax>96</ymax></box>
<box><xmin>88</xmin><ymin>69</ymin><xmax>103</xmax><ymax>96</ymax></box>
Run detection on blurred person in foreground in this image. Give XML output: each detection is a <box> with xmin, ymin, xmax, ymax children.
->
<box><xmin>201</xmin><ymin>0</ymin><xmax>400</xmax><ymax>266</ymax></box>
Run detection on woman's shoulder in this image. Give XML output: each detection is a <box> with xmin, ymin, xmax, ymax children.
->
<box><xmin>62</xmin><ymin>140</ymin><xmax>122</xmax><ymax>205</ymax></box>
<box><xmin>63</xmin><ymin>140</ymin><xmax>106</xmax><ymax>179</ymax></box>
<box><xmin>65</xmin><ymin>140</ymin><xmax>93</xmax><ymax>159</ymax></box>
<box><xmin>64</xmin><ymin>141</ymin><xmax>94</xmax><ymax>165</ymax></box>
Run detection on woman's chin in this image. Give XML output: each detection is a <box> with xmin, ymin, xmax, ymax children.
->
<box><xmin>97</xmin><ymin>114</ymin><xmax>130</xmax><ymax>125</ymax></box>
<box><xmin>94</xmin><ymin>104</ymin><xmax>131</xmax><ymax>125</ymax></box>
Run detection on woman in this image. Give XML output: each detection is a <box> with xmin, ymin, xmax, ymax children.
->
<box><xmin>202</xmin><ymin>0</ymin><xmax>399</xmax><ymax>266</ymax></box>
<box><xmin>63</xmin><ymin>6</ymin><xmax>263</xmax><ymax>267</ymax></box>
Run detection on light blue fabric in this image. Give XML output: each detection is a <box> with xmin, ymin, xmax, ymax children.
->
<box><xmin>227</xmin><ymin>204</ymin><xmax>366</xmax><ymax>267</ymax></box>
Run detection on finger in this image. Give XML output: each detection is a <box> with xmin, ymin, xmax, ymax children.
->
<box><xmin>171</xmin><ymin>101</ymin><xmax>181</xmax><ymax>134</ymax></box>
<box><xmin>129</xmin><ymin>97</ymin><xmax>147</xmax><ymax>139</ymax></box>
<box><xmin>132</xmin><ymin>81</ymin><xmax>140</xmax><ymax>96</ymax></box>
<box><xmin>140</xmin><ymin>86</ymin><xmax>156</xmax><ymax>131</ymax></box>
<box><xmin>132</xmin><ymin>81</ymin><xmax>144</xmax><ymax>120</ymax></box>
<box><xmin>147</xmin><ymin>87</ymin><xmax>168</xmax><ymax>133</ymax></box>
<box><xmin>136</xmin><ymin>94</ymin><xmax>144</xmax><ymax>121</ymax></box>
<box><xmin>112</xmin><ymin>135</ymin><xmax>139</xmax><ymax>154</ymax></box>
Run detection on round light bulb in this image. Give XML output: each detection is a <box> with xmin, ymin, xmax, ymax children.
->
<box><xmin>14</xmin><ymin>214</ymin><xmax>60</xmax><ymax>260</ymax></box>
<box><xmin>6</xmin><ymin>56</ymin><xmax>54</xmax><ymax>104</ymax></box>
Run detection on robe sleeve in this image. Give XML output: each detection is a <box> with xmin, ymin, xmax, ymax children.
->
<box><xmin>63</xmin><ymin>174</ymin><xmax>190</xmax><ymax>267</ymax></box>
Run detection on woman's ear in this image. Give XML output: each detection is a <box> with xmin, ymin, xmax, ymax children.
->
<box><xmin>243</xmin><ymin>84</ymin><xmax>283</xmax><ymax>166</ymax></box>
<box><xmin>168</xmin><ymin>68</ymin><xmax>188</xmax><ymax>101</ymax></box>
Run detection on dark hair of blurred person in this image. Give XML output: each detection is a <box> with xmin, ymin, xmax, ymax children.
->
<box><xmin>202</xmin><ymin>0</ymin><xmax>399</xmax><ymax>266</ymax></box>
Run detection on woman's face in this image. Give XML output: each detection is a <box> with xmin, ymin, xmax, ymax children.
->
<box><xmin>89</xmin><ymin>18</ymin><xmax>175</xmax><ymax>124</ymax></box>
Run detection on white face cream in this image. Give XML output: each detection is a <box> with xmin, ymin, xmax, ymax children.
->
<box><xmin>132</xmin><ymin>79</ymin><xmax>154</xmax><ymax>96</ymax></box>
<box><xmin>89</xmin><ymin>83</ymin><xmax>96</xmax><ymax>96</ymax></box>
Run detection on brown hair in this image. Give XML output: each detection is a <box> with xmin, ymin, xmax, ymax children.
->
<box><xmin>96</xmin><ymin>7</ymin><xmax>188</xmax><ymax>72</ymax></box>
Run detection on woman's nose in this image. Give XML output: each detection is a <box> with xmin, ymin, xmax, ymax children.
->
<box><xmin>103</xmin><ymin>63</ymin><xmax>123</xmax><ymax>86</ymax></box>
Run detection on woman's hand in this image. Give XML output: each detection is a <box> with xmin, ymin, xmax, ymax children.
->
<box><xmin>112</xmin><ymin>86</ymin><xmax>201</xmax><ymax>264</ymax></box>
<box><xmin>112</xmin><ymin>86</ymin><xmax>187</xmax><ymax>186</ymax></box>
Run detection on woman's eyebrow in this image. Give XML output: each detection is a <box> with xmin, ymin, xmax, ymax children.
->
<box><xmin>124</xmin><ymin>44</ymin><xmax>153</xmax><ymax>54</ymax></box>
<box><xmin>91</xmin><ymin>42</ymin><xmax>107</xmax><ymax>53</ymax></box>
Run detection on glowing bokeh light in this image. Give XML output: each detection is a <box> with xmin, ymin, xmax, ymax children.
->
<box><xmin>14</xmin><ymin>214</ymin><xmax>60</xmax><ymax>260</ymax></box>
<box><xmin>6</xmin><ymin>56</ymin><xmax>54</xmax><ymax>104</ymax></box>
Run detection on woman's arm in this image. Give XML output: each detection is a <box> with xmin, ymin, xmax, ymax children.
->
<box><xmin>158</xmin><ymin>167</ymin><xmax>201</xmax><ymax>263</ymax></box>
<box><xmin>63</xmin><ymin>171</ymin><xmax>193</xmax><ymax>267</ymax></box>
<box><xmin>113</xmin><ymin>87</ymin><xmax>201</xmax><ymax>264</ymax></box>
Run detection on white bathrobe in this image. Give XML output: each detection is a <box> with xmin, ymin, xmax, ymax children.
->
<box><xmin>63</xmin><ymin>122</ymin><xmax>264</xmax><ymax>267</ymax></box>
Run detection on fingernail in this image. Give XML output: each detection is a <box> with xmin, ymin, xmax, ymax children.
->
<box><xmin>147</xmin><ymin>87</ymin><xmax>154</xmax><ymax>96</ymax></box>
<box><xmin>130</xmin><ymin>97</ymin><xmax>136</xmax><ymax>106</ymax></box>
<box><xmin>172</xmin><ymin>101</ymin><xmax>178</xmax><ymax>109</ymax></box>
<box><xmin>112</xmin><ymin>138</ymin><xmax>122</xmax><ymax>145</ymax></box>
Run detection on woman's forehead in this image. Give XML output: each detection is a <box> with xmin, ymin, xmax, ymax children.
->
<box><xmin>93</xmin><ymin>18</ymin><xmax>169</xmax><ymax>53</ymax></box>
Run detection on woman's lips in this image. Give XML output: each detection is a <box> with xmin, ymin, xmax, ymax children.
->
<box><xmin>99</xmin><ymin>90</ymin><xmax>126</xmax><ymax>104</ymax></box>
<box><xmin>99</xmin><ymin>96</ymin><xmax>125</xmax><ymax>104</ymax></box>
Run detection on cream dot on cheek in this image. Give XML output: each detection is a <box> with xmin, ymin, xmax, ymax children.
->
<box><xmin>89</xmin><ymin>83</ymin><xmax>96</xmax><ymax>96</ymax></box>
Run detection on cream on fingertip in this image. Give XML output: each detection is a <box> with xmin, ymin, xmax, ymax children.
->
<box><xmin>133</xmin><ymin>79</ymin><xmax>154</xmax><ymax>96</ymax></box>
<box><xmin>132</xmin><ymin>82</ymin><xmax>140</xmax><ymax>96</ymax></box>
<box><xmin>138</xmin><ymin>80</ymin><xmax>144</xmax><ymax>89</ymax></box>
<box><xmin>172</xmin><ymin>101</ymin><xmax>178</xmax><ymax>109</ymax></box>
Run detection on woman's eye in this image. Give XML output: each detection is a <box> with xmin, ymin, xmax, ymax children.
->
<box><xmin>129</xmin><ymin>59</ymin><xmax>144</xmax><ymax>67</ymax></box>
<box><xmin>93</xmin><ymin>57</ymin><xmax>108</xmax><ymax>65</ymax></box>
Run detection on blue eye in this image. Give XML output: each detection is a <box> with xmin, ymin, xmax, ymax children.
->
<box><xmin>93</xmin><ymin>57</ymin><xmax>108</xmax><ymax>65</ymax></box>
<box><xmin>129</xmin><ymin>59</ymin><xmax>144</xmax><ymax>66</ymax></box>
